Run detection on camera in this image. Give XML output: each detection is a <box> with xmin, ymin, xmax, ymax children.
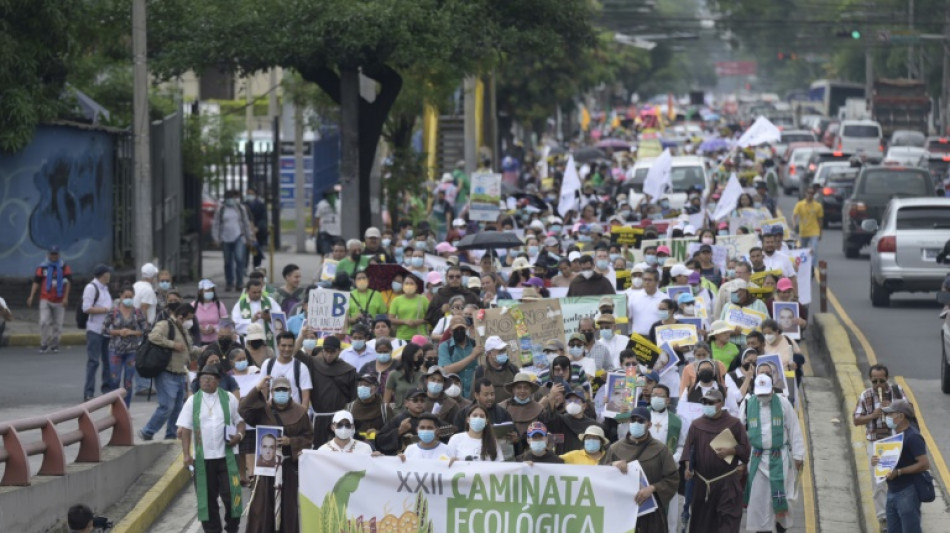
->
<box><xmin>93</xmin><ymin>516</ymin><xmax>114</xmax><ymax>530</ymax></box>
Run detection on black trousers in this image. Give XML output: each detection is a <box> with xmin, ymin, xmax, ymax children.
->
<box><xmin>196</xmin><ymin>458</ymin><xmax>241</xmax><ymax>533</ymax></box>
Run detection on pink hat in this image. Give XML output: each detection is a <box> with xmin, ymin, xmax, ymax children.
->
<box><xmin>718</xmin><ymin>221</ymin><xmax>729</xmax><ymax>230</ymax></box>
<box><xmin>435</xmin><ymin>242</ymin><xmax>457</xmax><ymax>253</ymax></box>
<box><xmin>776</xmin><ymin>277</ymin><xmax>794</xmax><ymax>291</ymax></box>
<box><xmin>426</xmin><ymin>271</ymin><xmax>443</xmax><ymax>285</ymax></box>
<box><xmin>657</xmin><ymin>245</ymin><xmax>672</xmax><ymax>255</ymax></box>
<box><xmin>411</xmin><ymin>334</ymin><xmax>428</xmax><ymax>346</ymax></box>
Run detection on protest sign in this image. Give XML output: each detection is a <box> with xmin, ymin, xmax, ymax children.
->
<box><xmin>603</xmin><ymin>372</ymin><xmax>633</xmax><ymax>419</ymax></box>
<box><xmin>628</xmin><ymin>333</ymin><xmax>662</xmax><ymax>367</ymax></box>
<box><xmin>615</xmin><ymin>270</ymin><xmax>631</xmax><ymax>291</ymax></box>
<box><xmin>665</xmin><ymin>285</ymin><xmax>692</xmax><ymax>303</ymax></box>
<box><xmin>470</xmin><ymin>172</ymin><xmax>503</xmax><ymax>221</ymax></box>
<box><xmin>677</xmin><ymin>317</ymin><xmax>706</xmax><ymax>334</ymax></box>
<box><xmin>723</xmin><ymin>306</ymin><xmax>767</xmax><ymax>335</ymax></box>
<box><xmin>477</xmin><ymin>300</ymin><xmax>565</xmax><ymax>364</ymax></box>
<box><xmin>320</xmin><ymin>259</ymin><xmax>339</xmax><ymax>282</ymax></box>
<box><xmin>499</xmin><ymin>294</ymin><xmax>629</xmax><ymax>343</ymax></box>
<box><xmin>232</xmin><ymin>374</ymin><xmax>262</xmax><ymax>400</ymax></box>
<box><xmin>300</xmin><ymin>452</ymin><xmax>642</xmax><ymax>532</ymax></box>
<box><xmin>654</xmin><ymin>324</ymin><xmax>699</xmax><ymax>348</ymax></box>
<box><xmin>755</xmin><ymin>354</ymin><xmax>787</xmax><ymax>393</ymax></box>
<box><xmin>642</xmin><ymin>234</ymin><xmax>757</xmax><ymax>263</ymax></box>
<box><xmin>750</xmin><ymin>269</ymin><xmax>783</xmax><ymax>287</ymax></box>
<box><xmin>873</xmin><ymin>433</ymin><xmax>905</xmax><ymax>481</ymax></box>
<box><xmin>774</xmin><ymin>302</ymin><xmax>801</xmax><ymax>340</ymax></box>
<box><xmin>676</xmin><ymin>401</ymin><xmax>705</xmax><ymax>427</ymax></box>
<box><xmin>694</xmin><ymin>294</ymin><xmax>710</xmax><ymax>318</ymax></box>
<box><xmin>254</xmin><ymin>426</ymin><xmax>283</xmax><ymax>477</ymax></box>
<box><xmin>307</xmin><ymin>288</ymin><xmax>350</xmax><ymax>333</ymax></box>
<box><xmin>636</xmin><ymin>464</ymin><xmax>659</xmax><ymax>517</ymax></box>
<box><xmin>507</xmin><ymin>286</ymin><xmax>569</xmax><ymax>300</ymax></box>
<box><xmin>760</xmin><ymin>217</ymin><xmax>790</xmax><ymax>239</ymax></box>
<box><xmin>786</xmin><ymin>248</ymin><xmax>813</xmax><ymax>305</ymax></box>
<box><xmin>610</xmin><ymin>226</ymin><xmax>645</xmax><ymax>248</ymax></box>
<box><xmin>657</xmin><ymin>342</ymin><xmax>679</xmax><ymax>376</ymax></box>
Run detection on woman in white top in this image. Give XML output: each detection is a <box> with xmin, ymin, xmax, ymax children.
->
<box><xmin>367</xmin><ymin>317</ymin><xmax>406</xmax><ymax>353</ymax></box>
<box><xmin>446</xmin><ymin>405</ymin><xmax>504</xmax><ymax>462</ymax></box>
<box><xmin>760</xmin><ymin>319</ymin><xmax>799</xmax><ymax>371</ymax></box>
<box><xmin>401</xmin><ymin>413</ymin><xmax>451</xmax><ymax>460</ymax></box>
<box><xmin>431</xmin><ymin>295</ymin><xmax>466</xmax><ymax>342</ymax></box>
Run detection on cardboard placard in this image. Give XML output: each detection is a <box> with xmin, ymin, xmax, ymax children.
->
<box><xmin>307</xmin><ymin>288</ymin><xmax>350</xmax><ymax>333</ymax></box>
<box><xmin>610</xmin><ymin>225</ymin><xmax>645</xmax><ymax>248</ymax></box>
<box><xmin>476</xmin><ymin>300</ymin><xmax>565</xmax><ymax>365</ymax></box>
<box><xmin>628</xmin><ymin>333</ymin><xmax>662</xmax><ymax>367</ymax></box>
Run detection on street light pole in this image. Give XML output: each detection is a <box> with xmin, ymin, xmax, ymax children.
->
<box><xmin>132</xmin><ymin>0</ymin><xmax>153</xmax><ymax>270</ymax></box>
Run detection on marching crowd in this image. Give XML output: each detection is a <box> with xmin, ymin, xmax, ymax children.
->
<box><xmin>35</xmin><ymin>136</ymin><xmax>932</xmax><ymax>533</ymax></box>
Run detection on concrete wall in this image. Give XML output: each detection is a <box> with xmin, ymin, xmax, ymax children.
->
<box><xmin>0</xmin><ymin>124</ymin><xmax>115</xmax><ymax>277</ymax></box>
<box><xmin>0</xmin><ymin>443</ymin><xmax>172</xmax><ymax>533</ymax></box>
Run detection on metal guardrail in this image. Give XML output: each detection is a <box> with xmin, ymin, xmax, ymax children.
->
<box><xmin>0</xmin><ymin>389</ymin><xmax>134</xmax><ymax>486</ymax></box>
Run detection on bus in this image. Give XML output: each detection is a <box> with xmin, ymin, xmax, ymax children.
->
<box><xmin>808</xmin><ymin>80</ymin><xmax>865</xmax><ymax>118</ymax></box>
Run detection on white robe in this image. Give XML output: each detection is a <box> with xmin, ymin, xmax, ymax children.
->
<box><xmin>739</xmin><ymin>394</ymin><xmax>805</xmax><ymax>531</ymax></box>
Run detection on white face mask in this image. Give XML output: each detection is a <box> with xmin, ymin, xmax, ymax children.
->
<box><xmin>580</xmin><ymin>270</ymin><xmax>594</xmax><ymax>279</ymax></box>
<box><xmin>631</xmin><ymin>277</ymin><xmax>644</xmax><ymax>289</ymax></box>
<box><xmin>764</xmin><ymin>333</ymin><xmax>777</xmax><ymax>344</ymax></box>
<box><xmin>334</xmin><ymin>427</ymin><xmax>355</xmax><ymax>441</ymax></box>
<box><xmin>565</xmin><ymin>402</ymin><xmax>583</xmax><ymax>416</ymax></box>
<box><xmin>445</xmin><ymin>384</ymin><xmax>461</xmax><ymax>398</ymax></box>
<box><xmin>182</xmin><ymin>319</ymin><xmax>194</xmax><ymax>329</ymax></box>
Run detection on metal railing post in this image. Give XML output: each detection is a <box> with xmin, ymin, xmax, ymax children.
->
<box><xmin>819</xmin><ymin>260</ymin><xmax>828</xmax><ymax>313</ymax></box>
<box><xmin>0</xmin><ymin>426</ymin><xmax>30</xmax><ymax>486</ymax></box>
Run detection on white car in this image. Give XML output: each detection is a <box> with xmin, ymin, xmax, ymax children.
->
<box><xmin>624</xmin><ymin>156</ymin><xmax>710</xmax><ymax>209</ymax></box>
<box><xmin>834</xmin><ymin>119</ymin><xmax>884</xmax><ymax>157</ymax></box>
<box><xmin>884</xmin><ymin>146</ymin><xmax>928</xmax><ymax>167</ymax></box>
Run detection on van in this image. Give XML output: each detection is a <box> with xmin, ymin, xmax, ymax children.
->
<box><xmin>834</xmin><ymin>120</ymin><xmax>883</xmax><ymax>157</ymax></box>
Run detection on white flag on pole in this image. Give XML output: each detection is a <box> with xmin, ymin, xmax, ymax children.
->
<box><xmin>712</xmin><ymin>172</ymin><xmax>743</xmax><ymax>221</ymax></box>
<box><xmin>736</xmin><ymin>116</ymin><xmax>782</xmax><ymax>148</ymax></box>
<box><xmin>642</xmin><ymin>148</ymin><xmax>673</xmax><ymax>202</ymax></box>
<box><xmin>558</xmin><ymin>154</ymin><xmax>581</xmax><ymax>217</ymax></box>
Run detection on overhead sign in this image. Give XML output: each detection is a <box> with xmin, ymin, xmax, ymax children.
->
<box><xmin>714</xmin><ymin>61</ymin><xmax>757</xmax><ymax>77</ymax></box>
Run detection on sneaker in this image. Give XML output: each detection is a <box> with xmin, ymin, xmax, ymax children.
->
<box><xmin>38</xmin><ymin>345</ymin><xmax>48</xmax><ymax>354</ymax></box>
<box><xmin>50</xmin><ymin>346</ymin><xmax>59</xmax><ymax>353</ymax></box>
<box><xmin>138</xmin><ymin>429</ymin><xmax>153</xmax><ymax>441</ymax></box>
<box><xmin>879</xmin><ymin>517</ymin><xmax>888</xmax><ymax>533</ymax></box>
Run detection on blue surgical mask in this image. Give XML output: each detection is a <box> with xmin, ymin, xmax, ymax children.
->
<box><xmin>584</xmin><ymin>439</ymin><xmax>602</xmax><ymax>453</ymax></box>
<box><xmin>731</xmin><ymin>292</ymin><xmax>741</xmax><ymax>304</ymax></box>
<box><xmin>302</xmin><ymin>339</ymin><xmax>317</xmax><ymax>352</ymax></box>
<box><xmin>529</xmin><ymin>440</ymin><xmax>548</xmax><ymax>454</ymax></box>
<box><xmin>122</xmin><ymin>298</ymin><xmax>134</xmax><ymax>307</ymax></box>
<box><xmin>885</xmin><ymin>416</ymin><xmax>897</xmax><ymax>429</ymax></box>
<box><xmin>651</xmin><ymin>396</ymin><xmax>667</xmax><ymax>412</ymax></box>
<box><xmin>452</xmin><ymin>241</ymin><xmax>460</xmax><ymax>247</ymax></box>
<box><xmin>658</xmin><ymin>310</ymin><xmax>670</xmax><ymax>320</ymax></box>
<box><xmin>550</xmin><ymin>224</ymin><xmax>562</xmax><ymax>233</ymax></box>
<box><xmin>719</xmin><ymin>229</ymin><xmax>729</xmax><ymax>236</ymax></box>
<box><xmin>417</xmin><ymin>429</ymin><xmax>437</xmax><ymax>444</ymax></box>
<box><xmin>382</xmin><ymin>238</ymin><xmax>392</xmax><ymax>248</ymax></box>
<box><xmin>702</xmin><ymin>405</ymin><xmax>718</xmax><ymax>417</ymax></box>
<box><xmin>351</xmin><ymin>340</ymin><xmax>366</xmax><ymax>351</ymax></box>
<box><xmin>657</xmin><ymin>257</ymin><xmax>667</xmax><ymax>266</ymax></box>
<box><xmin>596</xmin><ymin>259</ymin><xmax>610</xmax><ymax>270</ymax></box>
<box><xmin>427</xmin><ymin>382</ymin><xmax>443</xmax><ymax>395</ymax></box>
<box><xmin>726</xmin><ymin>269</ymin><xmax>736</xmax><ymax>278</ymax></box>
<box><xmin>600</xmin><ymin>329</ymin><xmax>614</xmax><ymax>340</ymax></box>
<box><xmin>158</xmin><ymin>281</ymin><xmax>171</xmax><ymax>290</ymax></box>
<box><xmin>609</xmin><ymin>253</ymin><xmax>621</xmax><ymax>262</ymax></box>
<box><xmin>392</xmin><ymin>281</ymin><xmax>403</xmax><ymax>292</ymax></box>
<box><xmin>411</xmin><ymin>257</ymin><xmax>424</xmax><ymax>268</ymax></box>
<box><xmin>469</xmin><ymin>417</ymin><xmax>487</xmax><ymax>432</ymax></box>
<box><xmin>629</xmin><ymin>422</ymin><xmax>647</xmax><ymax>438</ymax></box>
<box><xmin>357</xmin><ymin>386</ymin><xmax>372</xmax><ymax>400</ymax></box>
<box><xmin>405</xmin><ymin>230</ymin><xmax>414</xmax><ymax>239</ymax></box>
<box><xmin>377</xmin><ymin>352</ymin><xmax>391</xmax><ymax>363</ymax></box>
<box><xmin>234</xmin><ymin>360</ymin><xmax>249</xmax><ymax>372</ymax></box>
<box><xmin>645</xmin><ymin>254</ymin><xmax>657</xmax><ymax>265</ymax></box>
<box><xmin>513</xmin><ymin>395</ymin><xmax>531</xmax><ymax>405</ymax></box>
<box><xmin>203</xmin><ymin>291</ymin><xmax>215</xmax><ymax>301</ymax></box>
<box><xmin>273</xmin><ymin>391</ymin><xmax>291</xmax><ymax>405</ymax></box>
<box><xmin>415</xmin><ymin>242</ymin><xmax>428</xmax><ymax>252</ymax></box>
<box><xmin>495</xmin><ymin>353</ymin><xmax>509</xmax><ymax>364</ymax></box>
<box><xmin>569</xmin><ymin>346</ymin><xmax>584</xmax><ymax>358</ymax></box>
<box><xmin>528</xmin><ymin>246</ymin><xmax>539</xmax><ymax>256</ymax></box>
<box><xmin>578</xmin><ymin>235</ymin><xmax>592</xmax><ymax>243</ymax></box>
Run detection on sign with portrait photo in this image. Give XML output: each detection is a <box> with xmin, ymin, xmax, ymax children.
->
<box><xmin>254</xmin><ymin>425</ymin><xmax>284</xmax><ymax>477</ymax></box>
<box><xmin>773</xmin><ymin>301</ymin><xmax>801</xmax><ymax>340</ymax></box>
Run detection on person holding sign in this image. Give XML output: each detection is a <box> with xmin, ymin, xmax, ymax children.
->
<box><xmin>718</xmin><ymin>279</ymin><xmax>768</xmax><ymax>345</ymax></box>
<box><xmin>872</xmin><ymin>400</ymin><xmax>930</xmax><ymax>533</ymax></box>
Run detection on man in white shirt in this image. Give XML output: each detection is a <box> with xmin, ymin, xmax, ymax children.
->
<box><xmin>761</xmin><ymin>230</ymin><xmax>797</xmax><ymax>279</ymax></box>
<box><xmin>339</xmin><ymin>324</ymin><xmax>377</xmax><ymax>371</ymax></box>
<box><xmin>176</xmin><ymin>365</ymin><xmax>245</xmax><ymax>533</ymax></box>
<box><xmin>316</xmin><ymin>411</ymin><xmax>374</xmax><ymax>454</ymax></box>
<box><xmin>628</xmin><ymin>268</ymin><xmax>665</xmax><ymax>336</ymax></box>
<box><xmin>82</xmin><ymin>264</ymin><xmax>114</xmax><ymax>401</ymax></box>
<box><xmin>261</xmin><ymin>331</ymin><xmax>313</xmax><ymax>407</ymax></box>
<box><xmin>231</xmin><ymin>279</ymin><xmax>281</xmax><ymax>337</ymax></box>
<box><xmin>595</xmin><ymin>313</ymin><xmax>629</xmax><ymax>370</ymax></box>
<box><xmin>401</xmin><ymin>413</ymin><xmax>452</xmax><ymax>460</ymax></box>
<box><xmin>133</xmin><ymin>262</ymin><xmax>159</xmax><ymax>324</ymax></box>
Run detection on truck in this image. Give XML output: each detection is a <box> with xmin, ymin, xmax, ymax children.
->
<box><xmin>870</xmin><ymin>78</ymin><xmax>931</xmax><ymax>139</ymax></box>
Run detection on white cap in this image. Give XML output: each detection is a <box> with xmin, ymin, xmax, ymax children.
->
<box><xmin>753</xmin><ymin>374</ymin><xmax>773</xmax><ymax>395</ymax></box>
<box><xmin>467</xmin><ymin>277</ymin><xmax>482</xmax><ymax>289</ymax></box>
<box><xmin>332</xmin><ymin>410</ymin><xmax>354</xmax><ymax>424</ymax></box>
<box><xmin>484</xmin><ymin>336</ymin><xmax>508</xmax><ymax>352</ymax></box>
<box><xmin>441</xmin><ymin>172</ymin><xmax>454</xmax><ymax>183</ymax></box>
<box><xmin>529</xmin><ymin>220</ymin><xmax>546</xmax><ymax>231</ymax></box>
<box><xmin>732</xmin><ymin>279</ymin><xmax>749</xmax><ymax>291</ymax></box>
<box><xmin>364</xmin><ymin>227</ymin><xmax>381</xmax><ymax>239</ymax></box>
<box><xmin>670</xmin><ymin>264</ymin><xmax>691</xmax><ymax>278</ymax></box>
<box><xmin>511</xmin><ymin>257</ymin><xmax>531</xmax><ymax>270</ymax></box>
<box><xmin>568</xmin><ymin>251</ymin><xmax>582</xmax><ymax>262</ymax></box>
<box><xmin>452</xmin><ymin>218</ymin><xmax>467</xmax><ymax>227</ymax></box>
<box><xmin>198</xmin><ymin>279</ymin><xmax>215</xmax><ymax>290</ymax></box>
<box><xmin>141</xmin><ymin>263</ymin><xmax>159</xmax><ymax>278</ymax></box>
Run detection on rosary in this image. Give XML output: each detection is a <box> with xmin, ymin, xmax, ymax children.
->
<box><xmin>202</xmin><ymin>393</ymin><xmax>218</xmax><ymax>415</ymax></box>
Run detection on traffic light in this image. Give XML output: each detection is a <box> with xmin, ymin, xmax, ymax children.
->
<box><xmin>836</xmin><ymin>29</ymin><xmax>861</xmax><ymax>39</ymax></box>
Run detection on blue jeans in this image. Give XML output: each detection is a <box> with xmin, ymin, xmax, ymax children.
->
<box><xmin>221</xmin><ymin>239</ymin><xmax>247</xmax><ymax>287</ymax></box>
<box><xmin>133</xmin><ymin>370</ymin><xmax>151</xmax><ymax>394</ymax></box>
<box><xmin>84</xmin><ymin>332</ymin><xmax>110</xmax><ymax>399</ymax></box>
<box><xmin>801</xmin><ymin>235</ymin><xmax>820</xmax><ymax>266</ymax></box>
<box><xmin>108</xmin><ymin>350</ymin><xmax>136</xmax><ymax>406</ymax></box>
<box><xmin>886</xmin><ymin>484</ymin><xmax>922</xmax><ymax>533</ymax></box>
<box><xmin>142</xmin><ymin>371</ymin><xmax>186</xmax><ymax>439</ymax></box>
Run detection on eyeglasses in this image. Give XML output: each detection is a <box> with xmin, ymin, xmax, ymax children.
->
<box><xmin>622</xmin><ymin>362</ymin><xmax>637</xmax><ymax>368</ymax></box>
<box><xmin>335</xmin><ymin>422</ymin><xmax>352</xmax><ymax>428</ymax></box>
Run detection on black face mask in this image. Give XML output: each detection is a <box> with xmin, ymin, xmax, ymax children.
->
<box><xmin>424</xmin><ymin>358</ymin><xmax>438</xmax><ymax>370</ymax></box>
<box><xmin>698</xmin><ymin>369</ymin><xmax>715</xmax><ymax>383</ymax></box>
<box><xmin>165</xmin><ymin>301</ymin><xmax>181</xmax><ymax>313</ymax></box>
<box><xmin>411</xmin><ymin>358</ymin><xmax>424</xmax><ymax>370</ymax></box>
<box><xmin>453</xmin><ymin>328</ymin><xmax>467</xmax><ymax>343</ymax></box>
<box><xmin>218</xmin><ymin>337</ymin><xmax>232</xmax><ymax>347</ymax></box>
<box><xmin>742</xmin><ymin>362</ymin><xmax>753</xmax><ymax>371</ymax></box>
<box><xmin>583</xmin><ymin>331</ymin><xmax>594</xmax><ymax>342</ymax></box>
<box><xmin>248</xmin><ymin>340</ymin><xmax>265</xmax><ymax>350</ymax></box>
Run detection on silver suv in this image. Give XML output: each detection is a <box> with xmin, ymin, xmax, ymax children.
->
<box><xmin>864</xmin><ymin>197</ymin><xmax>950</xmax><ymax>306</ymax></box>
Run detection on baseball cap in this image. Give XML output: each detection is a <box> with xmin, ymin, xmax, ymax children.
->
<box><xmin>435</xmin><ymin>242</ymin><xmax>457</xmax><ymax>253</ymax></box>
<box><xmin>358</xmin><ymin>373</ymin><xmax>379</xmax><ymax>385</ymax></box>
<box><xmin>630</xmin><ymin>406</ymin><xmax>651</xmax><ymax>421</ymax></box>
<box><xmin>198</xmin><ymin>278</ymin><xmax>215</xmax><ymax>290</ymax></box>
<box><xmin>323</xmin><ymin>336</ymin><xmax>342</xmax><ymax>351</ymax></box>
<box><xmin>332</xmin><ymin>410</ymin><xmax>354</xmax><ymax>424</ymax></box>
<box><xmin>677</xmin><ymin>292</ymin><xmax>696</xmax><ymax>305</ymax></box>
<box><xmin>426</xmin><ymin>271</ymin><xmax>443</xmax><ymax>285</ymax></box>
<box><xmin>424</xmin><ymin>366</ymin><xmax>449</xmax><ymax>379</ymax></box>
<box><xmin>544</xmin><ymin>236</ymin><xmax>559</xmax><ymax>247</ymax></box>
<box><xmin>526</xmin><ymin>421</ymin><xmax>548</xmax><ymax>437</ymax></box>
<box><xmin>484</xmin><ymin>336</ymin><xmax>508</xmax><ymax>352</ymax></box>
<box><xmin>49</xmin><ymin>245</ymin><xmax>60</xmax><ymax>254</ymax></box>
<box><xmin>568</xmin><ymin>332</ymin><xmax>586</xmax><ymax>344</ymax></box>
<box><xmin>272</xmin><ymin>376</ymin><xmax>291</xmax><ymax>390</ymax></box>
<box><xmin>141</xmin><ymin>262</ymin><xmax>159</xmax><ymax>278</ymax></box>
<box><xmin>643</xmin><ymin>370</ymin><xmax>660</xmax><ymax>383</ymax></box>
<box><xmin>702</xmin><ymin>389</ymin><xmax>724</xmax><ymax>403</ymax></box>
<box><xmin>754</xmin><ymin>374</ymin><xmax>773</xmax><ymax>395</ymax></box>
<box><xmin>670</xmin><ymin>264</ymin><xmax>691</xmax><ymax>278</ymax></box>
<box><xmin>698</xmin><ymin>244</ymin><xmax>713</xmax><ymax>253</ymax></box>
<box><xmin>406</xmin><ymin>389</ymin><xmax>427</xmax><ymax>400</ymax></box>
<box><xmin>441</xmin><ymin>173</ymin><xmax>454</xmax><ymax>183</ymax></box>
<box><xmin>882</xmin><ymin>399</ymin><xmax>915</xmax><ymax>418</ymax></box>
<box><xmin>732</xmin><ymin>279</ymin><xmax>749</xmax><ymax>291</ymax></box>
<box><xmin>543</xmin><ymin>339</ymin><xmax>565</xmax><ymax>352</ymax></box>
<box><xmin>656</xmin><ymin>245</ymin><xmax>672</xmax><ymax>256</ymax></box>
<box><xmin>452</xmin><ymin>218</ymin><xmax>467</xmax><ymax>227</ymax></box>
<box><xmin>364</xmin><ymin>227</ymin><xmax>382</xmax><ymax>239</ymax></box>
<box><xmin>776</xmin><ymin>277</ymin><xmax>794</xmax><ymax>291</ymax></box>
<box><xmin>245</xmin><ymin>323</ymin><xmax>266</xmax><ymax>341</ymax></box>
<box><xmin>568</xmin><ymin>251</ymin><xmax>582</xmax><ymax>262</ymax></box>
<box><xmin>687</xmin><ymin>272</ymin><xmax>701</xmax><ymax>285</ymax></box>
<box><xmin>93</xmin><ymin>264</ymin><xmax>113</xmax><ymax>277</ymax></box>
<box><xmin>467</xmin><ymin>277</ymin><xmax>481</xmax><ymax>289</ymax></box>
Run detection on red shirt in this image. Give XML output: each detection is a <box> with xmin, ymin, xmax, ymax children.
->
<box><xmin>34</xmin><ymin>264</ymin><xmax>72</xmax><ymax>303</ymax></box>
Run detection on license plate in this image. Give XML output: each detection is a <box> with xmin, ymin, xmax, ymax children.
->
<box><xmin>923</xmin><ymin>248</ymin><xmax>940</xmax><ymax>261</ymax></box>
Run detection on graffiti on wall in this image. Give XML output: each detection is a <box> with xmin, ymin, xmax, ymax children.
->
<box><xmin>0</xmin><ymin>125</ymin><xmax>115</xmax><ymax>277</ymax></box>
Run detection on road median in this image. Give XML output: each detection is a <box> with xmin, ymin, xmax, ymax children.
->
<box><xmin>112</xmin><ymin>450</ymin><xmax>189</xmax><ymax>533</ymax></box>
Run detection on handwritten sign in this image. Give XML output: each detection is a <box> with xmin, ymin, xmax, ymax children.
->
<box><xmin>307</xmin><ymin>288</ymin><xmax>350</xmax><ymax>333</ymax></box>
<box><xmin>655</xmin><ymin>323</ymin><xmax>699</xmax><ymax>347</ymax></box>
<box><xmin>477</xmin><ymin>300</ymin><xmax>565</xmax><ymax>362</ymax></box>
<box><xmin>723</xmin><ymin>306</ymin><xmax>767</xmax><ymax>335</ymax></box>
<box><xmin>628</xmin><ymin>333</ymin><xmax>662</xmax><ymax>367</ymax></box>
<box><xmin>610</xmin><ymin>226</ymin><xmax>645</xmax><ymax>248</ymax></box>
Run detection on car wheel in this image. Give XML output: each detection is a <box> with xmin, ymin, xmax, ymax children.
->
<box><xmin>844</xmin><ymin>240</ymin><xmax>860</xmax><ymax>258</ymax></box>
<box><xmin>869</xmin><ymin>274</ymin><xmax>890</xmax><ymax>307</ymax></box>
<box><xmin>942</xmin><ymin>332</ymin><xmax>950</xmax><ymax>394</ymax></box>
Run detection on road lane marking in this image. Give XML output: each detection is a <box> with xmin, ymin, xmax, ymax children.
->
<box><xmin>798</xmin><ymin>344</ymin><xmax>817</xmax><ymax>533</ymax></box>
<box><xmin>825</xmin><ymin>284</ymin><xmax>879</xmax><ymax>367</ymax></box>
<box><xmin>894</xmin><ymin>376</ymin><xmax>950</xmax><ymax>499</ymax></box>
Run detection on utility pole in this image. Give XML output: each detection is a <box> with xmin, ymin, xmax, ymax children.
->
<box><xmin>943</xmin><ymin>7</ymin><xmax>950</xmax><ymax>135</ymax></box>
<box><xmin>909</xmin><ymin>0</ymin><xmax>915</xmax><ymax>78</ymax></box>
<box><xmin>293</xmin><ymin>104</ymin><xmax>306</xmax><ymax>253</ymax></box>
<box><xmin>463</xmin><ymin>76</ymin><xmax>478</xmax><ymax>175</ymax></box>
<box><xmin>865</xmin><ymin>36</ymin><xmax>874</xmax><ymax>107</ymax></box>
<box><xmin>132</xmin><ymin>0</ymin><xmax>152</xmax><ymax>270</ymax></box>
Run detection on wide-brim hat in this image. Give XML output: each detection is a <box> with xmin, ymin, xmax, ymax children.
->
<box><xmin>579</xmin><ymin>425</ymin><xmax>609</xmax><ymax>446</ymax></box>
<box><xmin>504</xmin><ymin>372</ymin><xmax>540</xmax><ymax>393</ymax></box>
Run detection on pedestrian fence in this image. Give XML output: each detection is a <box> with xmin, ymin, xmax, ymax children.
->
<box><xmin>0</xmin><ymin>389</ymin><xmax>133</xmax><ymax>486</ymax></box>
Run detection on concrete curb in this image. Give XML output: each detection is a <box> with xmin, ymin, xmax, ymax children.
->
<box><xmin>112</xmin><ymin>452</ymin><xmax>189</xmax><ymax>533</ymax></box>
<box><xmin>814</xmin><ymin>313</ymin><xmax>878</xmax><ymax>533</ymax></box>
<box><xmin>5</xmin><ymin>332</ymin><xmax>87</xmax><ymax>347</ymax></box>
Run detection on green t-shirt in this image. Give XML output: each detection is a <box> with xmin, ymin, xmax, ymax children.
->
<box><xmin>337</xmin><ymin>255</ymin><xmax>370</xmax><ymax>278</ymax></box>
<box><xmin>389</xmin><ymin>294</ymin><xmax>429</xmax><ymax>340</ymax></box>
<box><xmin>711</xmin><ymin>341</ymin><xmax>739</xmax><ymax>368</ymax></box>
<box><xmin>349</xmin><ymin>289</ymin><xmax>388</xmax><ymax>320</ymax></box>
<box><xmin>386</xmin><ymin>368</ymin><xmax>421</xmax><ymax>409</ymax></box>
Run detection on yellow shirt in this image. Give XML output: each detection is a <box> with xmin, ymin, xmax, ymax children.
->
<box><xmin>560</xmin><ymin>449</ymin><xmax>604</xmax><ymax>465</ymax></box>
<box><xmin>793</xmin><ymin>199</ymin><xmax>824</xmax><ymax>238</ymax></box>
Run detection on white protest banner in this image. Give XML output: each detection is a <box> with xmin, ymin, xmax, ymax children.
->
<box><xmin>232</xmin><ymin>374</ymin><xmax>262</xmax><ymax>402</ymax></box>
<box><xmin>785</xmin><ymin>248</ymin><xmax>813</xmax><ymax>305</ymax></box>
<box><xmin>307</xmin><ymin>288</ymin><xmax>350</xmax><ymax>333</ymax></box>
<box><xmin>676</xmin><ymin>401</ymin><xmax>705</xmax><ymax>427</ymax></box>
<box><xmin>737</xmin><ymin>116</ymin><xmax>782</xmax><ymax>148</ymax></box>
<box><xmin>507</xmin><ymin>286</ymin><xmax>569</xmax><ymax>300</ymax></box>
<box><xmin>654</xmin><ymin>323</ymin><xmax>699</xmax><ymax>347</ymax></box>
<box><xmin>712</xmin><ymin>172</ymin><xmax>743</xmax><ymax>221</ymax></box>
<box><xmin>873</xmin><ymin>433</ymin><xmax>905</xmax><ymax>481</ymax></box>
<box><xmin>425</xmin><ymin>253</ymin><xmax>450</xmax><ymax>277</ymax></box>
<box><xmin>643</xmin><ymin>148</ymin><xmax>673</xmax><ymax>201</ymax></box>
<box><xmin>558</xmin><ymin>154</ymin><xmax>581</xmax><ymax>217</ymax></box>
<box><xmin>723</xmin><ymin>306</ymin><xmax>767</xmax><ymax>335</ymax></box>
<box><xmin>470</xmin><ymin>172</ymin><xmax>503</xmax><ymax>221</ymax></box>
<box><xmin>642</xmin><ymin>234</ymin><xmax>757</xmax><ymax>263</ymax></box>
<box><xmin>300</xmin><ymin>452</ymin><xmax>642</xmax><ymax>532</ymax></box>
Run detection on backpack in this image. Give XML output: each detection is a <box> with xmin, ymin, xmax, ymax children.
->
<box><xmin>135</xmin><ymin>320</ymin><xmax>176</xmax><ymax>379</ymax></box>
<box><xmin>265</xmin><ymin>357</ymin><xmax>302</xmax><ymax>397</ymax></box>
<box><xmin>76</xmin><ymin>283</ymin><xmax>100</xmax><ymax>329</ymax></box>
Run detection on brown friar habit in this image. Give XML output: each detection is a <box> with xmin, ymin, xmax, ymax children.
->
<box><xmin>422</xmin><ymin>393</ymin><xmax>460</xmax><ymax>428</ymax></box>
<box><xmin>498</xmin><ymin>398</ymin><xmax>543</xmax><ymax>438</ymax></box>
<box><xmin>681</xmin><ymin>411</ymin><xmax>750</xmax><ymax>533</ymax></box>
<box><xmin>539</xmin><ymin>407</ymin><xmax>600</xmax><ymax>454</ymax></box>
<box><xmin>605</xmin><ymin>436</ymin><xmax>680</xmax><ymax>533</ymax></box>
<box><xmin>306</xmin><ymin>353</ymin><xmax>356</xmax><ymax>447</ymax></box>
<box><xmin>238</xmin><ymin>388</ymin><xmax>314</xmax><ymax>533</ymax></box>
<box><xmin>348</xmin><ymin>395</ymin><xmax>395</xmax><ymax>436</ymax></box>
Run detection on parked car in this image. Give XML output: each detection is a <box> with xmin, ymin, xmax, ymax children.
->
<box><xmin>834</xmin><ymin>119</ymin><xmax>884</xmax><ymax>157</ymax></box>
<box><xmin>813</xmin><ymin>162</ymin><xmax>858</xmax><ymax>227</ymax></box>
<box><xmin>842</xmin><ymin>165</ymin><xmax>939</xmax><ymax>258</ymax></box>
<box><xmin>781</xmin><ymin>144</ymin><xmax>825</xmax><ymax>195</ymax></box>
<box><xmin>865</xmin><ymin>197</ymin><xmax>950</xmax><ymax>307</ymax></box>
